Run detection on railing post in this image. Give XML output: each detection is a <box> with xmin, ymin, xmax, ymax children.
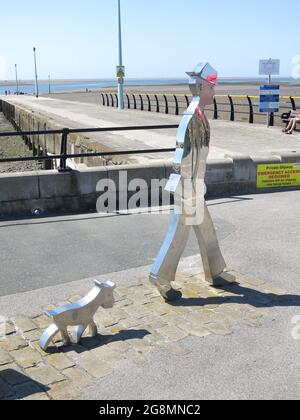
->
<box><xmin>139</xmin><ymin>95</ymin><xmax>144</xmax><ymax>111</ymax></box>
<box><xmin>290</xmin><ymin>96</ymin><xmax>296</xmax><ymax>111</ymax></box>
<box><xmin>43</xmin><ymin>123</ymin><xmax>52</xmax><ymax>170</ymax></box>
<box><xmin>126</xmin><ymin>94</ymin><xmax>130</xmax><ymax>109</ymax></box>
<box><xmin>174</xmin><ymin>95</ymin><xmax>179</xmax><ymax>116</ymax></box>
<box><xmin>133</xmin><ymin>94</ymin><xmax>137</xmax><ymax>110</ymax></box>
<box><xmin>185</xmin><ymin>95</ymin><xmax>190</xmax><ymax>108</ymax></box>
<box><xmin>59</xmin><ymin>128</ymin><xmax>71</xmax><ymax>172</ymax></box>
<box><xmin>228</xmin><ymin>95</ymin><xmax>235</xmax><ymax>121</ymax></box>
<box><xmin>154</xmin><ymin>95</ymin><xmax>160</xmax><ymax>113</ymax></box>
<box><xmin>163</xmin><ymin>95</ymin><xmax>169</xmax><ymax>114</ymax></box>
<box><xmin>146</xmin><ymin>95</ymin><xmax>151</xmax><ymax>112</ymax></box>
<box><xmin>110</xmin><ymin>94</ymin><xmax>114</xmax><ymax>107</ymax></box>
<box><xmin>115</xmin><ymin>94</ymin><xmax>119</xmax><ymax>108</ymax></box>
<box><xmin>213</xmin><ymin>97</ymin><xmax>218</xmax><ymax>119</ymax></box>
<box><xmin>247</xmin><ymin>96</ymin><xmax>254</xmax><ymax>124</ymax></box>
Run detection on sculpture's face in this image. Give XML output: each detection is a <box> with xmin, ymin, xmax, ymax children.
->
<box><xmin>200</xmin><ymin>79</ymin><xmax>216</xmax><ymax>106</ymax></box>
<box><xmin>101</xmin><ymin>288</ymin><xmax>115</xmax><ymax>309</ymax></box>
<box><xmin>187</xmin><ymin>63</ymin><xmax>217</xmax><ymax>106</ymax></box>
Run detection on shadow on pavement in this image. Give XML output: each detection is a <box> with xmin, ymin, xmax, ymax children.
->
<box><xmin>54</xmin><ymin>329</ymin><xmax>151</xmax><ymax>355</ymax></box>
<box><xmin>170</xmin><ymin>282</ymin><xmax>300</xmax><ymax>309</ymax></box>
<box><xmin>0</xmin><ymin>369</ymin><xmax>49</xmax><ymax>400</ymax></box>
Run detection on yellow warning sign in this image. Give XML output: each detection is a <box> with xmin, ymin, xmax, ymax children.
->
<box><xmin>257</xmin><ymin>163</ymin><xmax>300</xmax><ymax>189</ymax></box>
<box><xmin>116</xmin><ymin>66</ymin><xmax>125</xmax><ymax>78</ymax></box>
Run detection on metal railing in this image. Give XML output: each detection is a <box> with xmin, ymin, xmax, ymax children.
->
<box><xmin>0</xmin><ymin>124</ymin><xmax>178</xmax><ymax>171</ymax></box>
<box><xmin>100</xmin><ymin>92</ymin><xmax>300</xmax><ymax>126</ymax></box>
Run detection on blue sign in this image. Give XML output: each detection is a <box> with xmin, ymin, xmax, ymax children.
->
<box><xmin>260</xmin><ymin>85</ymin><xmax>280</xmax><ymax>113</ymax></box>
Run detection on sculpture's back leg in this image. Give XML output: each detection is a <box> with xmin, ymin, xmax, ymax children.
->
<box><xmin>89</xmin><ymin>321</ymin><xmax>98</xmax><ymax>337</ymax></box>
<box><xmin>193</xmin><ymin>203</ymin><xmax>226</xmax><ymax>285</ymax></box>
<box><xmin>39</xmin><ymin>324</ymin><xmax>60</xmax><ymax>351</ymax></box>
<box><xmin>60</xmin><ymin>327</ymin><xmax>70</xmax><ymax>346</ymax></box>
<box><xmin>150</xmin><ymin>214</ymin><xmax>191</xmax><ymax>301</ymax></box>
<box><xmin>74</xmin><ymin>324</ymin><xmax>88</xmax><ymax>344</ymax></box>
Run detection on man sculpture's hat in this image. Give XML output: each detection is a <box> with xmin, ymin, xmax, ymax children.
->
<box><xmin>186</xmin><ymin>63</ymin><xmax>218</xmax><ymax>85</ymax></box>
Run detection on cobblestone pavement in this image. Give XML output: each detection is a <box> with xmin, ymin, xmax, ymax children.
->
<box><xmin>0</xmin><ymin>269</ymin><xmax>289</xmax><ymax>400</ymax></box>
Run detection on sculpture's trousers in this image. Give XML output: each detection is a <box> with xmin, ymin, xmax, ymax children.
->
<box><xmin>150</xmin><ymin>203</ymin><xmax>226</xmax><ymax>293</ymax></box>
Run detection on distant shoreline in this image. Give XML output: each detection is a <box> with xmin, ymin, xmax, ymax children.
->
<box><xmin>1</xmin><ymin>77</ymin><xmax>300</xmax><ymax>87</ymax></box>
<box><xmin>1</xmin><ymin>78</ymin><xmax>300</xmax><ymax>97</ymax></box>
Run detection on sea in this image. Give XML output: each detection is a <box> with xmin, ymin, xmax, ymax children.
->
<box><xmin>0</xmin><ymin>77</ymin><xmax>299</xmax><ymax>95</ymax></box>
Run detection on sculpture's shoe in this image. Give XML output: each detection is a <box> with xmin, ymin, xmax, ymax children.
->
<box><xmin>164</xmin><ymin>288</ymin><xmax>183</xmax><ymax>302</ymax></box>
<box><xmin>149</xmin><ymin>274</ymin><xmax>182</xmax><ymax>302</ymax></box>
<box><xmin>209</xmin><ymin>271</ymin><xmax>236</xmax><ymax>287</ymax></box>
<box><xmin>39</xmin><ymin>324</ymin><xmax>60</xmax><ymax>351</ymax></box>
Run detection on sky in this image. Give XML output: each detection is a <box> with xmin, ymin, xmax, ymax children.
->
<box><xmin>0</xmin><ymin>0</ymin><xmax>300</xmax><ymax>81</ymax></box>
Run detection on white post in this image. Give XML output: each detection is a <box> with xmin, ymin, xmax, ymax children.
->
<box><xmin>117</xmin><ymin>0</ymin><xmax>125</xmax><ymax>110</ymax></box>
<box><xmin>267</xmin><ymin>73</ymin><xmax>271</xmax><ymax>128</ymax></box>
<box><xmin>15</xmin><ymin>64</ymin><xmax>19</xmax><ymax>95</ymax></box>
<box><xmin>33</xmin><ymin>47</ymin><xmax>39</xmax><ymax>98</ymax></box>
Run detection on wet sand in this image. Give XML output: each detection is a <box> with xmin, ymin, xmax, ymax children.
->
<box><xmin>47</xmin><ymin>82</ymin><xmax>300</xmax><ymax>97</ymax></box>
<box><xmin>45</xmin><ymin>83</ymin><xmax>300</xmax><ymax>128</ymax></box>
<box><xmin>0</xmin><ymin>114</ymin><xmax>42</xmax><ymax>173</ymax></box>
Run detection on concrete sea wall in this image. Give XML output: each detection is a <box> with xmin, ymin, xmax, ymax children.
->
<box><xmin>0</xmin><ymin>153</ymin><xmax>299</xmax><ymax>218</ymax></box>
<box><xmin>0</xmin><ymin>99</ymin><xmax>107</xmax><ymax>168</ymax></box>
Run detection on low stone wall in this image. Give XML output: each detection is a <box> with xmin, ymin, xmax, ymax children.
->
<box><xmin>0</xmin><ymin>152</ymin><xmax>299</xmax><ymax>218</ymax></box>
<box><xmin>0</xmin><ymin>99</ymin><xmax>107</xmax><ymax>167</ymax></box>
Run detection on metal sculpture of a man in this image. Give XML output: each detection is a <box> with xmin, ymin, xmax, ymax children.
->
<box><xmin>150</xmin><ymin>63</ymin><xmax>234</xmax><ymax>301</ymax></box>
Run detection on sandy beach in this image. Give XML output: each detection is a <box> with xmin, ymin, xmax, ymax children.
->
<box><xmin>44</xmin><ymin>82</ymin><xmax>300</xmax><ymax>128</ymax></box>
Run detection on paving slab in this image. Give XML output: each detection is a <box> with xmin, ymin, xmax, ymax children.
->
<box><xmin>0</xmin><ymin>191</ymin><xmax>299</xmax><ymax>399</ymax></box>
<box><xmin>0</xmin><ymin>266</ymin><xmax>294</xmax><ymax>400</ymax></box>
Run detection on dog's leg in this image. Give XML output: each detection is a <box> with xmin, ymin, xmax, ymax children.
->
<box><xmin>89</xmin><ymin>320</ymin><xmax>98</xmax><ymax>338</ymax></box>
<box><xmin>39</xmin><ymin>324</ymin><xmax>60</xmax><ymax>351</ymax></box>
<box><xmin>74</xmin><ymin>324</ymin><xmax>87</xmax><ymax>344</ymax></box>
<box><xmin>60</xmin><ymin>327</ymin><xmax>70</xmax><ymax>346</ymax></box>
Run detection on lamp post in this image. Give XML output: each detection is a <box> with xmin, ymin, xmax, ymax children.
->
<box><xmin>117</xmin><ymin>0</ymin><xmax>125</xmax><ymax>110</ymax></box>
<box><xmin>33</xmin><ymin>47</ymin><xmax>39</xmax><ymax>98</ymax></box>
<box><xmin>15</xmin><ymin>64</ymin><xmax>19</xmax><ymax>95</ymax></box>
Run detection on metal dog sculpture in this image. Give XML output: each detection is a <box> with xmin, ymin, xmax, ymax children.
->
<box><xmin>39</xmin><ymin>280</ymin><xmax>116</xmax><ymax>351</ymax></box>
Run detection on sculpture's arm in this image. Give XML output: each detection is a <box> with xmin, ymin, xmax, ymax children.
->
<box><xmin>174</xmin><ymin>97</ymin><xmax>199</xmax><ymax>176</ymax></box>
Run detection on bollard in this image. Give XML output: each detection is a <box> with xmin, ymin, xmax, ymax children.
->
<box><xmin>163</xmin><ymin>95</ymin><xmax>169</xmax><ymax>114</ymax></box>
<box><xmin>290</xmin><ymin>96</ymin><xmax>296</xmax><ymax>111</ymax></box>
<box><xmin>133</xmin><ymin>94</ymin><xmax>137</xmax><ymax>110</ymax></box>
<box><xmin>155</xmin><ymin>95</ymin><xmax>160</xmax><ymax>113</ymax></box>
<box><xmin>139</xmin><ymin>94</ymin><xmax>144</xmax><ymax>111</ymax></box>
<box><xmin>247</xmin><ymin>96</ymin><xmax>254</xmax><ymax>124</ymax></box>
<box><xmin>110</xmin><ymin>94</ymin><xmax>114</xmax><ymax>107</ymax></box>
<box><xmin>228</xmin><ymin>95</ymin><xmax>235</xmax><ymax>121</ymax></box>
<box><xmin>174</xmin><ymin>95</ymin><xmax>179</xmax><ymax>116</ymax></box>
<box><xmin>213</xmin><ymin>97</ymin><xmax>218</xmax><ymax>120</ymax></box>
<box><xmin>146</xmin><ymin>94</ymin><xmax>151</xmax><ymax>112</ymax></box>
